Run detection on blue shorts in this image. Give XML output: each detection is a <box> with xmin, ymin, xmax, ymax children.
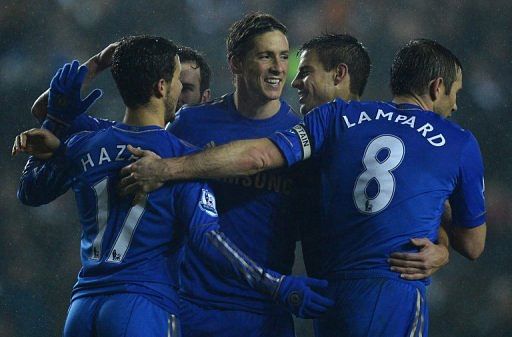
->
<box><xmin>315</xmin><ymin>278</ymin><xmax>428</xmax><ymax>337</ymax></box>
<box><xmin>64</xmin><ymin>293</ymin><xmax>181</xmax><ymax>337</ymax></box>
<box><xmin>179</xmin><ymin>298</ymin><xmax>295</xmax><ymax>337</ymax></box>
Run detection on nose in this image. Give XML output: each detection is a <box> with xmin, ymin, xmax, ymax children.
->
<box><xmin>270</xmin><ymin>57</ymin><xmax>286</xmax><ymax>75</ymax></box>
<box><xmin>291</xmin><ymin>74</ymin><xmax>302</xmax><ymax>89</ymax></box>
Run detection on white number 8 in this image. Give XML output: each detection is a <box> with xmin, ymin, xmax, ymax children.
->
<box><xmin>353</xmin><ymin>135</ymin><xmax>405</xmax><ymax>214</ymax></box>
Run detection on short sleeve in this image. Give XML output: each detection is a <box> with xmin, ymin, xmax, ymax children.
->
<box><xmin>449</xmin><ymin>132</ymin><xmax>486</xmax><ymax>228</ymax></box>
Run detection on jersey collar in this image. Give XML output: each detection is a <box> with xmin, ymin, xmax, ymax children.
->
<box><xmin>114</xmin><ymin>123</ymin><xmax>163</xmax><ymax>132</ymax></box>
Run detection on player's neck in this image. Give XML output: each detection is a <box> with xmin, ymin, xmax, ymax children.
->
<box><xmin>233</xmin><ymin>89</ymin><xmax>281</xmax><ymax>120</ymax></box>
<box><xmin>123</xmin><ymin>107</ymin><xmax>165</xmax><ymax>128</ymax></box>
<box><xmin>392</xmin><ymin>94</ymin><xmax>433</xmax><ymax>112</ymax></box>
<box><xmin>346</xmin><ymin>93</ymin><xmax>360</xmax><ymax>102</ymax></box>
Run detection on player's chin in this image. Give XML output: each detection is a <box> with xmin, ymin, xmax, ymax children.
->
<box><xmin>299</xmin><ymin>104</ymin><xmax>310</xmax><ymax>115</ymax></box>
<box><xmin>263</xmin><ymin>87</ymin><xmax>284</xmax><ymax>100</ymax></box>
<box><xmin>165</xmin><ymin>110</ymin><xmax>176</xmax><ymax>123</ymax></box>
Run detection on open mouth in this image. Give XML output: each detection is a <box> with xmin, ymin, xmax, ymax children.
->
<box><xmin>264</xmin><ymin>78</ymin><xmax>281</xmax><ymax>87</ymax></box>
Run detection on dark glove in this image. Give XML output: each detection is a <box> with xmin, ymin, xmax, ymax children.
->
<box><xmin>43</xmin><ymin>60</ymin><xmax>102</xmax><ymax>138</ymax></box>
<box><xmin>276</xmin><ymin>275</ymin><xmax>334</xmax><ymax>318</ymax></box>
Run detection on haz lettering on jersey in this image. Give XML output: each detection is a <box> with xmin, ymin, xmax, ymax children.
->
<box><xmin>80</xmin><ymin>145</ymin><xmax>140</xmax><ymax>172</ymax></box>
<box><xmin>342</xmin><ymin>109</ymin><xmax>446</xmax><ymax>147</ymax></box>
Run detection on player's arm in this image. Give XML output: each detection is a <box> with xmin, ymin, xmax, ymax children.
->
<box><xmin>447</xmin><ymin>132</ymin><xmax>487</xmax><ymax>260</ymax></box>
<box><xmin>32</xmin><ymin>59</ymin><xmax>112</xmax><ymax>168</ymax></box>
<box><xmin>448</xmin><ymin>223</ymin><xmax>486</xmax><ymax>260</ymax></box>
<box><xmin>31</xmin><ymin>42</ymin><xmax>118</xmax><ymax>123</ymax></box>
<box><xmin>118</xmin><ymin>103</ymin><xmax>334</xmax><ymax>195</ymax></box>
<box><xmin>177</xmin><ymin>183</ymin><xmax>334</xmax><ymax>319</ymax></box>
<box><xmin>41</xmin><ymin>60</ymin><xmax>103</xmax><ymax>141</ymax></box>
<box><xmin>15</xmin><ymin>60</ymin><xmax>102</xmax><ymax>205</ymax></box>
<box><xmin>34</xmin><ymin>47</ymin><xmax>115</xmax><ymax>136</ymax></box>
<box><xmin>388</xmin><ymin>201</ymin><xmax>451</xmax><ymax>280</ymax></box>
<box><xmin>119</xmin><ymin>138</ymin><xmax>286</xmax><ymax>195</ymax></box>
<box><xmin>13</xmin><ymin>128</ymin><xmax>72</xmax><ymax>206</ymax></box>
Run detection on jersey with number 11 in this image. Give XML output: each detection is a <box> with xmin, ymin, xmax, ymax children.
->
<box><xmin>38</xmin><ymin>123</ymin><xmax>216</xmax><ymax>312</ymax></box>
<box><xmin>270</xmin><ymin>100</ymin><xmax>486</xmax><ymax>282</ymax></box>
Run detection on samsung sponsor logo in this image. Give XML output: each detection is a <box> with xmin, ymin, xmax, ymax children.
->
<box><xmin>216</xmin><ymin>172</ymin><xmax>294</xmax><ymax>195</ymax></box>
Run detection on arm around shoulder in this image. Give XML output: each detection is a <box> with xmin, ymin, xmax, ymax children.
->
<box><xmin>164</xmin><ymin>137</ymin><xmax>286</xmax><ymax>180</ymax></box>
<box><xmin>119</xmin><ymin>138</ymin><xmax>286</xmax><ymax>195</ymax></box>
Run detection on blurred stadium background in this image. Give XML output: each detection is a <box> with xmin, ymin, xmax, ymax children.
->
<box><xmin>1</xmin><ymin>1</ymin><xmax>511</xmax><ymax>336</ymax></box>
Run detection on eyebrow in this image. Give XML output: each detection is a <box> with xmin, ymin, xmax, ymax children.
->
<box><xmin>256</xmin><ymin>50</ymin><xmax>289</xmax><ymax>55</ymax></box>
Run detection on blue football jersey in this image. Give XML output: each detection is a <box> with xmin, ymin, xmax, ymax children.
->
<box><xmin>270</xmin><ymin>100</ymin><xmax>486</xmax><ymax>282</ymax></box>
<box><xmin>19</xmin><ymin>123</ymin><xmax>220</xmax><ymax>313</ymax></box>
<box><xmin>169</xmin><ymin>94</ymin><xmax>302</xmax><ymax>314</ymax></box>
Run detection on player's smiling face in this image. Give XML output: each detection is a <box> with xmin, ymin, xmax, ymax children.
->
<box><xmin>292</xmin><ymin>49</ymin><xmax>338</xmax><ymax>114</ymax></box>
<box><xmin>237</xmin><ymin>30</ymin><xmax>289</xmax><ymax>102</ymax></box>
<box><xmin>434</xmin><ymin>67</ymin><xmax>462</xmax><ymax>118</ymax></box>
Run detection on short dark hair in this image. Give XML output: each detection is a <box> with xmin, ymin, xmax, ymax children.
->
<box><xmin>178</xmin><ymin>46</ymin><xmax>212</xmax><ymax>94</ymax></box>
<box><xmin>299</xmin><ymin>33</ymin><xmax>371</xmax><ymax>97</ymax></box>
<box><xmin>111</xmin><ymin>35</ymin><xmax>179</xmax><ymax>108</ymax></box>
<box><xmin>226</xmin><ymin>12</ymin><xmax>287</xmax><ymax>60</ymax></box>
<box><xmin>390</xmin><ymin>39</ymin><xmax>463</xmax><ymax>97</ymax></box>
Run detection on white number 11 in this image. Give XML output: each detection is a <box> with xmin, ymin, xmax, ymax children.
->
<box><xmin>91</xmin><ymin>177</ymin><xmax>147</xmax><ymax>263</ymax></box>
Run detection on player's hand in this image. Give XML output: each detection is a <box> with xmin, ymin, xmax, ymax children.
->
<box><xmin>388</xmin><ymin>238</ymin><xmax>449</xmax><ymax>280</ymax></box>
<box><xmin>31</xmin><ymin>43</ymin><xmax>117</xmax><ymax>123</ymax></box>
<box><xmin>87</xmin><ymin>42</ymin><xmax>119</xmax><ymax>73</ymax></box>
<box><xmin>47</xmin><ymin>60</ymin><xmax>102</xmax><ymax>126</ymax></box>
<box><xmin>12</xmin><ymin>128</ymin><xmax>61</xmax><ymax>159</ymax></box>
<box><xmin>276</xmin><ymin>276</ymin><xmax>334</xmax><ymax>318</ymax></box>
<box><xmin>119</xmin><ymin>145</ymin><xmax>166</xmax><ymax>195</ymax></box>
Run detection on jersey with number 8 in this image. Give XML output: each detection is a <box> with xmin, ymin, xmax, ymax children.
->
<box><xmin>270</xmin><ymin>99</ymin><xmax>485</xmax><ymax>281</ymax></box>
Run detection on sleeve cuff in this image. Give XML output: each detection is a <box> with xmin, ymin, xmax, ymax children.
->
<box><xmin>267</xmin><ymin>133</ymin><xmax>298</xmax><ymax>167</ymax></box>
<box><xmin>452</xmin><ymin>212</ymin><xmax>486</xmax><ymax>228</ymax></box>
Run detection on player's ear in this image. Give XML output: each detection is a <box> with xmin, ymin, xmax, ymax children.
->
<box><xmin>333</xmin><ymin>63</ymin><xmax>348</xmax><ymax>86</ymax></box>
<box><xmin>429</xmin><ymin>77</ymin><xmax>444</xmax><ymax>101</ymax></box>
<box><xmin>200</xmin><ymin>88</ymin><xmax>212</xmax><ymax>103</ymax></box>
<box><xmin>229</xmin><ymin>55</ymin><xmax>243</xmax><ymax>75</ymax></box>
<box><xmin>154</xmin><ymin>78</ymin><xmax>166</xmax><ymax>98</ymax></box>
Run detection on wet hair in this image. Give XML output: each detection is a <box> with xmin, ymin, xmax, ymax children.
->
<box><xmin>299</xmin><ymin>33</ymin><xmax>371</xmax><ymax>97</ymax></box>
<box><xmin>226</xmin><ymin>12</ymin><xmax>287</xmax><ymax>60</ymax></box>
<box><xmin>390</xmin><ymin>38</ymin><xmax>463</xmax><ymax>96</ymax></box>
<box><xmin>178</xmin><ymin>46</ymin><xmax>212</xmax><ymax>94</ymax></box>
<box><xmin>111</xmin><ymin>35</ymin><xmax>178</xmax><ymax>108</ymax></box>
